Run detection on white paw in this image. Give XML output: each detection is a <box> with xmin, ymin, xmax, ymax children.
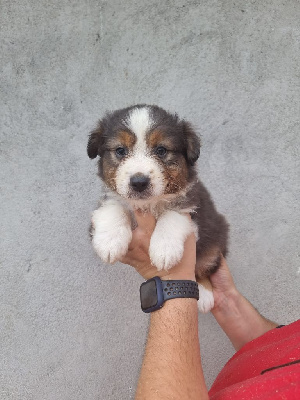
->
<box><xmin>148</xmin><ymin>210</ymin><xmax>194</xmax><ymax>271</ymax></box>
<box><xmin>149</xmin><ymin>232</ymin><xmax>184</xmax><ymax>271</ymax></box>
<box><xmin>197</xmin><ymin>284</ymin><xmax>214</xmax><ymax>313</ymax></box>
<box><xmin>91</xmin><ymin>206</ymin><xmax>132</xmax><ymax>264</ymax></box>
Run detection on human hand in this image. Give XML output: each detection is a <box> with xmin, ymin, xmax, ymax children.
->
<box><xmin>120</xmin><ymin>211</ymin><xmax>197</xmax><ymax>281</ymax></box>
<box><xmin>210</xmin><ymin>255</ymin><xmax>239</xmax><ymax>311</ymax></box>
<box><xmin>210</xmin><ymin>256</ymin><xmax>278</xmax><ymax>350</ymax></box>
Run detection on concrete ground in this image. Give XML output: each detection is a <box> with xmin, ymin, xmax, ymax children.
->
<box><xmin>1</xmin><ymin>1</ymin><xmax>299</xmax><ymax>399</ymax></box>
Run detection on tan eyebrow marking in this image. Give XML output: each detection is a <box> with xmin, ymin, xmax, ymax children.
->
<box><xmin>108</xmin><ymin>130</ymin><xmax>136</xmax><ymax>149</ymax></box>
<box><xmin>147</xmin><ymin>129</ymin><xmax>171</xmax><ymax>148</ymax></box>
<box><xmin>119</xmin><ymin>130</ymin><xmax>136</xmax><ymax>148</ymax></box>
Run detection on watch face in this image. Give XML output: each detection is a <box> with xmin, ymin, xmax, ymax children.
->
<box><xmin>140</xmin><ymin>280</ymin><xmax>158</xmax><ymax>310</ymax></box>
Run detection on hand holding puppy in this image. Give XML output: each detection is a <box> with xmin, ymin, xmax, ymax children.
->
<box><xmin>120</xmin><ymin>211</ymin><xmax>196</xmax><ymax>282</ymax></box>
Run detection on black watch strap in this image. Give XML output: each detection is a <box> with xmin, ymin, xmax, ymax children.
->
<box><xmin>161</xmin><ymin>280</ymin><xmax>199</xmax><ymax>301</ymax></box>
<box><xmin>140</xmin><ymin>277</ymin><xmax>199</xmax><ymax>313</ymax></box>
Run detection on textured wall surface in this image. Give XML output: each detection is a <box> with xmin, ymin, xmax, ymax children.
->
<box><xmin>1</xmin><ymin>0</ymin><xmax>300</xmax><ymax>399</ymax></box>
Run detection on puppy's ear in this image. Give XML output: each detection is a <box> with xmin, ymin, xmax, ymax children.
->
<box><xmin>182</xmin><ymin>121</ymin><xmax>201</xmax><ymax>166</ymax></box>
<box><xmin>87</xmin><ymin>121</ymin><xmax>104</xmax><ymax>159</ymax></box>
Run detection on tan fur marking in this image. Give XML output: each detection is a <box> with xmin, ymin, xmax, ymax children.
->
<box><xmin>163</xmin><ymin>158</ymin><xmax>189</xmax><ymax>194</ymax></box>
<box><xmin>197</xmin><ymin>277</ymin><xmax>213</xmax><ymax>292</ymax></box>
<box><xmin>196</xmin><ymin>246</ymin><xmax>221</xmax><ymax>279</ymax></box>
<box><xmin>102</xmin><ymin>159</ymin><xmax>117</xmax><ymax>190</ymax></box>
<box><xmin>147</xmin><ymin>130</ymin><xmax>166</xmax><ymax>148</ymax></box>
<box><xmin>117</xmin><ymin>130</ymin><xmax>136</xmax><ymax>149</ymax></box>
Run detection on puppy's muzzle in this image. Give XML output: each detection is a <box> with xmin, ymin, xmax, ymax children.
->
<box><xmin>130</xmin><ymin>173</ymin><xmax>150</xmax><ymax>193</ymax></box>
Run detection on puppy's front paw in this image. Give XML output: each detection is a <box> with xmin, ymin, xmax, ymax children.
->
<box><xmin>148</xmin><ymin>210</ymin><xmax>195</xmax><ymax>271</ymax></box>
<box><xmin>197</xmin><ymin>284</ymin><xmax>214</xmax><ymax>313</ymax></box>
<box><xmin>91</xmin><ymin>206</ymin><xmax>132</xmax><ymax>264</ymax></box>
<box><xmin>149</xmin><ymin>232</ymin><xmax>184</xmax><ymax>271</ymax></box>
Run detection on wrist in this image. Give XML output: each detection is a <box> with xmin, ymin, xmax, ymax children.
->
<box><xmin>151</xmin><ymin>297</ymin><xmax>198</xmax><ymax>316</ymax></box>
<box><xmin>211</xmin><ymin>287</ymin><xmax>241</xmax><ymax>314</ymax></box>
<box><xmin>161</xmin><ymin>272</ymin><xmax>196</xmax><ymax>282</ymax></box>
<box><xmin>137</xmin><ymin>268</ymin><xmax>196</xmax><ymax>281</ymax></box>
<box><xmin>140</xmin><ymin>275</ymin><xmax>198</xmax><ymax>313</ymax></box>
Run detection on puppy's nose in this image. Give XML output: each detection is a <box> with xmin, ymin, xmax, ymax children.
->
<box><xmin>130</xmin><ymin>174</ymin><xmax>150</xmax><ymax>192</ymax></box>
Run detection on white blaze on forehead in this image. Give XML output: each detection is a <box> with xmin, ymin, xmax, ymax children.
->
<box><xmin>125</xmin><ymin>107</ymin><xmax>153</xmax><ymax>152</ymax></box>
<box><xmin>118</xmin><ymin>107</ymin><xmax>164</xmax><ymax>199</ymax></box>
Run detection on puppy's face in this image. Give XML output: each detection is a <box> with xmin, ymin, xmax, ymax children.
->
<box><xmin>87</xmin><ymin>105</ymin><xmax>200</xmax><ymax>201</ymax></box>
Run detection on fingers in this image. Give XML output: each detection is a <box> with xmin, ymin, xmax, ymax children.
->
<box><xmin>125</xmin><ymin>211</ymin><xmax>156</xmax><ymax>252</ymax></box>
<box><xmin>134</xmin><ymin>210</ymin><xmax>156</xmax><ymax>234</ymax></box>
<box><xmin>120</xmin><ymin>211</ymin><xmax>155</xmax><ymax>270</ymax></box>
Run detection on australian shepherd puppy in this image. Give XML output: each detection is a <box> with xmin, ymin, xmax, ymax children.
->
<box><xmin>87</xmin><ymin>104</ymin><xmax>229</xmax><ymax>312</ymax></box>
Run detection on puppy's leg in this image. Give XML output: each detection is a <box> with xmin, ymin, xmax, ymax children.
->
<box><xmin>149</xmin><ymin>211</ymin><xmax>197</xmax><ymax>271</ymax></box>
<box><xmin>197</xmin><ymin>278</ymin><xmax>214</xmax><ymax>313</ymax></box>
<box><xmin>196</xmin><ymin>248</ymin><xmax>221</xmax><ymax>313</ymax></box>
<box><xmin>91</xmin><ymin>200</ymin><xmax>132</xmax><ymax>264</ymax></box>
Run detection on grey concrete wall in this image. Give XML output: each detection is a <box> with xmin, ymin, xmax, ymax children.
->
<box><xmin>1</xmin><ymin>0</ymin><xmax>299</xmax><ymax>399</ymax></box>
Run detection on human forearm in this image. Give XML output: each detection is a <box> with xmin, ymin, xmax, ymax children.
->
<box><xmin>127</xmin><ymin>215</ymin><xmax>207</xmax><ymax>399</ymax></box>
<box><xmin>212</xmin><ymin>288</ymin><xmax>278</xmax><ymax>351</ymax></box>
<box><xmin>135</xmin><ymin>298</ymin><xmax>208</xmax><ymax>400</ymax></box>
<box><xmin>210</xmin><ymin>257</ymin><xmax>278</xmax><ymax>351</ymax></box>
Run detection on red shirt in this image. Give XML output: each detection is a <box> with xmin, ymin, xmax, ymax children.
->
<box><xmin>209</xmin><ymin>320</ymin><xmax>300</xmax><ymax>399</ymax></box>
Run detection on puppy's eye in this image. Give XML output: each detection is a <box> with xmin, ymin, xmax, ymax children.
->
<box><xmin>115</xmin><ymin>147</ymin><xmax>127</xmax><ymax>157</ymax></box>
<box><xmin>155</xmin><ymin>146</ymin><xmax>167</xmax><ymax>157</ymax></box>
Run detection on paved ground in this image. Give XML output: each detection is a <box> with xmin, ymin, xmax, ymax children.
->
<box><xmin>1</xmin><ymin>1</ymin><xmax>299</xmax><ymax>399</ymax></box>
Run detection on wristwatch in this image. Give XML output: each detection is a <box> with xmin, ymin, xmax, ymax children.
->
<box><xmin>140</xmin><ymin>276</ymin><xmax>199</xmax><ymax>313</ymax></box>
